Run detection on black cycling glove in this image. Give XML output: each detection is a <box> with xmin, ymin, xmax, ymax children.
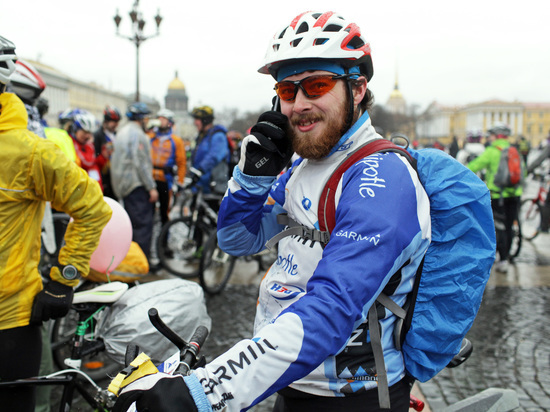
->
<box><xmin>30</xmin><ymin>281</ymin><xmax>74</xmax><ymax>324</ymax></box>
<box><xmin>238</xmin><ymin>111</ymin><xmax>293</xmax><ymax>177</ymax></box>
<box><xmin>113</xmin><ymin>373</ymin><xmax>199</xmax><ymax>412</ymax></box>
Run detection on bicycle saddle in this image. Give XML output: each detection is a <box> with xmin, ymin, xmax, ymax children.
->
<box><xmin>73</xmin><ymin>281</ymin><xmax>129</xmax><ymax>304</ymax></box>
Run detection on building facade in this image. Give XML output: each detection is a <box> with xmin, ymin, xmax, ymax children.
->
<box><xmin>29</xmin><ymin>59</ymin><xmax>159</xmax><ymax>127</ymax></box>
<box><xmin>416</xmin><ymin>99</ymin><xmax>550</xmax><ymax>147</ymax></box>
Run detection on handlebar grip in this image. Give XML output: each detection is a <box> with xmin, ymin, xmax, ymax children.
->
<box><xmin>409</xmin><ymin>394</ymin><xmax>425</xmax><ymax>411</ymax></box>
<box><xmin>189</xmin><ymin>325</ymin><xmax>209</xmax><ymax>349</ymax></box>
<box><xmin>175</xmin><ymin>326</ymin><xmax>209</xmax><ymax>376</ymax></box>
<box><xmin>148</xmin><ymin>308</ymin><xmax>186</xmax><ymax>350</ymax></box>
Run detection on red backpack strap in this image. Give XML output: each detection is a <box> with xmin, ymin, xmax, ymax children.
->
<box><xmin>318</xmin><ymin>139</ymin><xmax>412</xmax><ymax>234</ymax></box>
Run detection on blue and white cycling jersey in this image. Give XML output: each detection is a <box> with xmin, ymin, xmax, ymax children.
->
<box><xmin>190</xmin><ymin>112</ymin><xmax>431</xmax><ymax>411</ymax></box>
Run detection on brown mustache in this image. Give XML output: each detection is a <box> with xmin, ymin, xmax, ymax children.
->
<box><xmin>290</xmin><ymin>113</ymin><xmax>323</xmax><ymax>126</ymax></box>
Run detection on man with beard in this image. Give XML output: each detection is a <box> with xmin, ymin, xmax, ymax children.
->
<box><xmin>113</xmin><ymin>11</ymin><xmax>430</xmax><ymax>412</ymax></box>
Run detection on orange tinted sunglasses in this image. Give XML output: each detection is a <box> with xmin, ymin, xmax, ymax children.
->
<box><xmin>274</xmin><ymin>74</ymin><xmax>351</xmax><ymax>102</ymax></box>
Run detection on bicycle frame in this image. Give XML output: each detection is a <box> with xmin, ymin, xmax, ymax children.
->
<box><xmin>0</xmin><ymin>370</ymin><xmax>113</xmax><ymax>412</ymax></box>
<box><xmin>0</xmin><ymin>308</ymin><xmax>115</xmax><ymax>412</ymax></box>
<box><xmin>0</xmin><ymin>282</ymin><xmax>128</xmax><ymax>411</ymax></box>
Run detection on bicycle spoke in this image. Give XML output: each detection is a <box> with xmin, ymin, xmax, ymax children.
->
<box><xmin>158</xmin><ymin>218</ymin><xmax>206</xmax><ymax>278</ymax></box>
<box><xmin>199</xmin><ymin>231</ymin><xmax>236</xmax><ymax>294</ymax></box>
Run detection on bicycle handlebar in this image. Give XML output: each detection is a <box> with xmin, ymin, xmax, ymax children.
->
<box><xmin>148</xmin><ymin>308</ymin><xmax>186</xmax><ymax>350</ymax></box>
<box><xmin>147</xmin><ymin>307</ymin><xmax>209</xmax><ymax>376</ymax></box>
<box><xmin>175</xmin><ymin>325</ymin><xmax>209</xmax><ymax>376</ymax></box>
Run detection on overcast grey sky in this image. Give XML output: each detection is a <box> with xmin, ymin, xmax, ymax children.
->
<box><xmin>4</xmin><ymin>0</ymin><xmax>550</xmax><ymax>114</ymax></box>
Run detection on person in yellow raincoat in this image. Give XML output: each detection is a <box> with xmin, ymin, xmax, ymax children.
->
<box><xmin>0</xmin><ymin>35</ymin><xmax>112</xmax><ymax>412</ymax></box>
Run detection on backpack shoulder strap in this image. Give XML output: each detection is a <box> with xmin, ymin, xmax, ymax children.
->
<box><xmin>319</xmin><ymin>139</ymin><xmax>413</xmax><ymax>234</ymax></box>
<box><xmin>264</xmin><ymin>140</ymin><xmax>413</xmax><ymax>250</ymax></box>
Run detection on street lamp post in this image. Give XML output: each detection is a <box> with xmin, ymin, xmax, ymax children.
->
<box><xmin>114</xmin><ymin>0</ymin><xmax>162</xmax><ymax>102</ymax></box>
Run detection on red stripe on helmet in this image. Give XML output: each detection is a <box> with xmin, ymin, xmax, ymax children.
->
<box><xmin>313</xmin><ymin>11</ymin><xmax>335</xmax><ymax>28</ymax></box>
<box><xmin>17</xmin><ymin>60</ymin><xmax>46</xmax><ymax>90</ymax></box>
<box><xmin>290</xmin><ymin>11</ymin><xmax>311</xmax><ymax>29</ymax></box>
<box><xmin>340</xmin><ymin>23</ymin><xmax>371</xmax><ymax>55</ymax></box>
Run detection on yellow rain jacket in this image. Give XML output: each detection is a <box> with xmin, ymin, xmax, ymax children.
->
<box><xmin>0</xmin><ymin>93</ymin><xmax>112</xmax><ymax>330</ymax></box>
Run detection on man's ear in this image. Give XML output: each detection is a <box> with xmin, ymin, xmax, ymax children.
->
<box><xmin>352</xmin><ymin>77</ymin><xmax>368</xmax><ymax>106</ymax></box>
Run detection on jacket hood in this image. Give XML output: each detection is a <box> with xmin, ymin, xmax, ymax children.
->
<box><xmin>0</xmin><ymin>92</ymin><xmax>28</xmax><ymax>132</ymax></box>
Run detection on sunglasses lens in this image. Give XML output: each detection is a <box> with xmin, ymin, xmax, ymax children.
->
<box><xmin>275</xmin><ymin>82</ymin><xmax>297</xmax><ymax>101</ymax></box>
<box><xmin>302</xmin><ymin>76</ymin><xmax>338</xmax><ymax>97</ymax></box>
<box><xmin>275</xmin><ymin>75</ymin><xmax>341</xmax><ymax>102</ymax></box>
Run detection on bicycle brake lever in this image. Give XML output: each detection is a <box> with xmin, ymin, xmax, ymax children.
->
<box><xmin>148</xmin><ymin>308</ymin><xmax>187</xmax><ymax>350</ymax></box>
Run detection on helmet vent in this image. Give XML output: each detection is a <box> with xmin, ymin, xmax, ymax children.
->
<box><xmin>346</xmin><ymin>36</ymin><xmax>365</xmax><ymax>50</ymax></box>
<box><xmin>323</xmin><ymin>24</ymin><xmax>343</xmax><ymax>32</ymax></box>
<box><xmin>312</xmin><ymin>13</ymin><xmax>322</xmax><ymax>19</ymax></box>
<box><xmin>296</xmin><ymin>22</ymin><xmax>309</xmax><ymax>34</ymax></box>
<box><xmin>273</xmin><ymin>44</ymin><xmax>280</xmax><ymax>52</ymax></box>
<box><xmin>291</xmin><ymin>38</ymin><xmax>303</xmax><ymax>47</ymax></box>
<box><xmin>314</xmin><ymin>38</ymin><xmax>329</xmax><ymax>46</ymax></box>
<box><xmin>278</xmin><ymin>27</ymin><xmax>288</xmax><ymax>39</ymax></box>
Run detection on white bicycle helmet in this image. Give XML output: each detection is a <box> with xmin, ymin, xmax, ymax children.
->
<box><xmin>157</xmin><ymin>108</ymin><xmax>175</xmax><ymax>122</ymax></box>
<box><xmin>9</xmin><ymin>59</ymin><xmax>46</xmax><ymax>104</ymax></box>
<box><xmin>258</xmin><ymin>11</ymin><xmax>373</xmax><ymax>81</ymax></box>
<box><xmin>72</xmin><ymin>110</ymin><xmax>97</xmax><ymax>133</ymax></box>
<box><xmin>0</xmin><ymin>35</ymin><xmax>17</xmax><ymax>90</ymax></box>
<box><xmin>488</xmin><ymin>122</ymin><xmax>511</xmax><ymax>137</ymax></box>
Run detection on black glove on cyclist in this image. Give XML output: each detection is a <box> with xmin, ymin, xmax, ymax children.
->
<box><xmin>113</xmin><ymin>373</ymin><xmax>198</xmax><ymax>412</ymax></box>
<box><xmin>30</xmin><ymin>280</ymin><xmax>74</xmax><ymax>324</ymax></box>
<box><xmin>238</xmin><ymin>111</ymin><xmax>293</xmax><ymax>177</ymax></box>
<box><xmin>188</xmin><ymin>167</ymin><xmax>203</xmax><ymax>187</ymax></box>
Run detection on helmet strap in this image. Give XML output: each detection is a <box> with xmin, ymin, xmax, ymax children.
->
<box><xmin>344</xmin><ymin>68</ymin><xmax>355</xmax><ymax>132</ymax></box>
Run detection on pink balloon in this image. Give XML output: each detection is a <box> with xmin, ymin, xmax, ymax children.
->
<box><xmin>89</xmin><ymin>197</ymin><xmax>133</xmax><ymax>273</ymax></box>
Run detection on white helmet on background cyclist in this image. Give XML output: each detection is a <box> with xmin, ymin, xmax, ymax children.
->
<box><xmin>71</xmin><ymin>109</ymin><xmax>97</xmax><ymax>134</ymax></box>
<box><xmin>488</xmin><ymin>122</ymin><xmax>511</xmax><ymax>137</ymax></box>
<box><xmin>0</xmin><ymin>35</ymin><xmax>17</xmax><ymax>93</ymax></box>
<box><xmin>258</xmin><ymin>11</ymin><xmax>373</xmax><ymax>82</ymax></box>
<box><xmin>466</xmin><ymin>129</ymin><xmax>482</xmax><ymax>143</ymax></box>
<box><xmin>8</xmin><ymin>59</ymin><xmax>46</xmax><ymax>105</ymax></box>
<box><xmin>157</xmin><ymin>108</ymin><xmax>175</xmax><ymax>123</ymax></box>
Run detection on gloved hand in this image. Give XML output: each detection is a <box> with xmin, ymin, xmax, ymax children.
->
<box><xmin>188</xmin><ymin>167</ymin><xmax>203</xmax><ymax>187</ymax></box>
<box><xmin>30</xmin><ymin>280</ymin><xmax>74</xmax><ymax>324</ymax></box>
<box><xmin>113</xmin><ymin>373</ymin><xmax>199</xmax><ymax>412</ymax></box>
<box><xmin>238</xmin><ymin>111</ymin><xmax>293</xmax><ymax>176</ymax></box>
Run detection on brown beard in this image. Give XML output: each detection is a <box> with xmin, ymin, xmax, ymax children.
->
<box><xmin>287</xmin><ymin>98</ymin><xmax>352</xmax><ymax>159</ymax></box>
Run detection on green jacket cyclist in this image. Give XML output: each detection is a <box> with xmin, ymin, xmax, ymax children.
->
<box><xmin>468</xmin><ymin>122</ymin><xmax>522</xmax><ymax>273</ymax></box>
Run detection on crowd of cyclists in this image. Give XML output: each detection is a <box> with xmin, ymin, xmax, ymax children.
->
<box><xmin>1</xmin><ymin>8</ymin><xmax>547</xmax><ymax>408</ymax></box>
<box><xmin>6</xmin><ymin>50</ymin><xmax>238</xmax><ymax>271</ymax></box>
<box><xmin>0</xmin><ymin>33</ymin><xmax>241</xmax><ymax>411</ymax></box>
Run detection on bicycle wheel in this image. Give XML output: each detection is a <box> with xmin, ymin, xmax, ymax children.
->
<box><xmin>519</xmin><ymin>198</ymin><xmax>542</xmax><ymax>241</ymax></box>
<box><xmin>51</xmin><ymin>305</ymin><xmax>121</xmax><ymax>381</ymax></box>
<box><xmin>509</xmin><ymin>219</ymin><xmax>522</xmax><ymax>260</ymax></box>
<box><xmin>199</xmin><ymin>230</ymin><xmax>237</xmax><ymax>295</ymax></box>
<box><xmin>157</xmin><ymin>217</ymin><xmax>209</xmax><ymax>278</ymax></box>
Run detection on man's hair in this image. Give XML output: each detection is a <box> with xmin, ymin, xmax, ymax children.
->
<box><xmin>350</xmin><ymin>77</ymin><xmax>375</xmax><ymax>113</ymax></box>
<box><xmin>349</xmin><ymin>77</ymin><xmax>374</xmax><ymax>113</ymax></box>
